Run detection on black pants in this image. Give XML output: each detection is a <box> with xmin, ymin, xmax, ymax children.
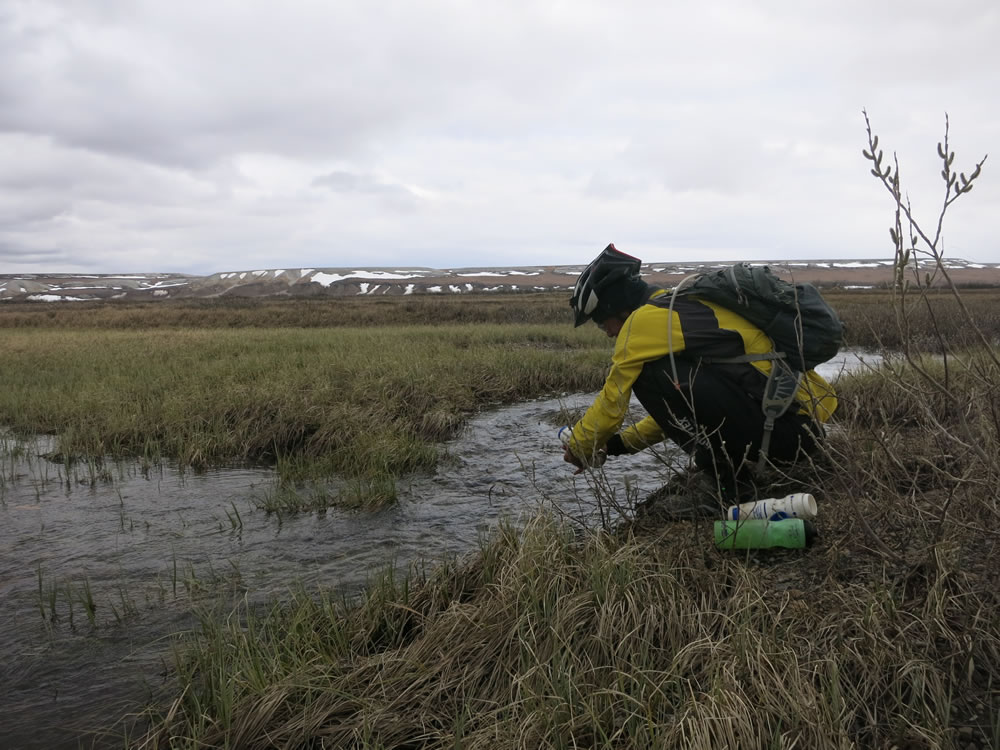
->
<box><xmin>631</xmin><ymin>355</ymin><xmax>819</xmax><ymax>492</ymax></box>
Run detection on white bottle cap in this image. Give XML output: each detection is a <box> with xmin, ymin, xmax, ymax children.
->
<box><xmin>786</xmin><ymin>493</ymin><xmax>818</xmax><ymax>518</ymax></box>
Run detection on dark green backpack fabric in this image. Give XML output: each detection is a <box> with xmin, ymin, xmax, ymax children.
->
<box><xmin>674</xmin><ymin>263</ymin><xmax>844</xmax><ymax>372</ymax></box>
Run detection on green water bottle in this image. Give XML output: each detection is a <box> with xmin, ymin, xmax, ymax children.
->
<box><xmin>714</xmin><ymin>519</ymin><xmax>817</xmax><ymax>550</ymax></box>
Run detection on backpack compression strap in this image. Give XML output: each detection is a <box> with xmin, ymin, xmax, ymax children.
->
<box><xmin>755</xmin><ymin>359</ymin><xmax>803</xmax><ymax>473</ymax></box>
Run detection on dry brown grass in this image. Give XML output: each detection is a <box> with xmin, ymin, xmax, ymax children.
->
<box><xmin>825</xmin><ymin>289</ymin><xmax>1000</xmax><ymax>351</ymax></box>
<box><xmin>0</xmin><ymin>293</ymin><xmax>573</xmax><ymax>329</ymax></box>
<box><xmin>0</xmin><ymin>324</ymin><xmax>609</xmax><ymax>496</ymax></box>
<box><xmin>129</xmin><ymin>294</ymin><xmax>1000</xmax><ymax>748</ymax></box>
<box><xmin>136</xmin><ymin>493</ymin><xmax>998</xmax><ymax>749</ymax></box>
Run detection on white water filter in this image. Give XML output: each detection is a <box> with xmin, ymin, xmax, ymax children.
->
<box><xmin>725</xmin><ymin>493</ymin><xmax>818</xmax><ymax>521</ymax></box>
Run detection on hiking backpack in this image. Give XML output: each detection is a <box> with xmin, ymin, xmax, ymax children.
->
<box><xmin>665</xmin><ymin>262</ymin><xmax>844</xmax><ymax>472</ymax></box>
<box><xmin>670</xmin><ymin>262</ymin><xmax>844</xmax><ymax>372</ymax></box>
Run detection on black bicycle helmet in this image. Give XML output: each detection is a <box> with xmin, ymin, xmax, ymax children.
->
<box><xmin>569</xmin><ymin>243</ymin><xmax>643</xmax><ymax>327</ymax></box>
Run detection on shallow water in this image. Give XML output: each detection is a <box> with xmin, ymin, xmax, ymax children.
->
<box><xmin>0</xmin><ymin>350</ymin><xmax>879</xmax><ymax>748</ymax></box>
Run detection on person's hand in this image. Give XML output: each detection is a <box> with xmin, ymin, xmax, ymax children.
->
<box><xmin>563</xmin><ymin>445</ymin><xmax>586</xmax><ymax>475</ymax></box>
<box><xmin>563</xmin><ymin>446</ymin><xmax>608</xmax><ymax>474</ymax></box>
<box><xmin>605</xmin><ymin>433</ymin><xmax>629</xmax><ymax>456</ymax></box>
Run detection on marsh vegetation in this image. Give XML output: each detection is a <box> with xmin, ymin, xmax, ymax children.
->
<box><xmin>0</xmin><ymin>314</ymin><xmax>612</xmax><ymax>505</ymax></box>
<box><xmin>3</xmin><ymin>120</ymin><xmax>999</xmax><ymax>749</ymax></box>
<box><xmin>1</xmin><ymin>286</ymin><xmax>997</xmax><ymax>749</ymax></box>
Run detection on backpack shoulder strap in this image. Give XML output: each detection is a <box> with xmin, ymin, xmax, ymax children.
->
<box><xmin>665</xmin><ymin>274</ymin><xmax>702</xmax><ymax>387</ymax></box>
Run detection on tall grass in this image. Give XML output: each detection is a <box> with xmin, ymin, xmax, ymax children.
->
<box><xmin>127</xmin><ymin>310</ymin><xmax>998</xmax><ymax>748</ymax></box>
<box><xmin>5</xmin><ymin>290</ymin><xmax>997</xmax><ymax>482</ymax></box>
<box><xmin>0</xmin><ymin>293</ymin><xmax>574</xmax><ymax>329</ymax></box>
<box><xmin>5</xmin><ymin>276</ymin><xmax>1000</xmax><ymax>745</ymax></box>
<box><xmin>115</xmin><ymin>289</ymin><xmax>999</xmax><ymax>749</ymax></box>
<box><xmin>825</xmin><ymin>289</ymin><xmax>1000</xmax><ymax>351</ymax></box>
<box><xmin>0</xmin><ymin>324</ymin><xmax>609</xmax><ymax>486</ymax></box>
<box><xmin>136</xmin><ymin>501</ymin><xmax>998</xmax><ymax>749</ymax></box>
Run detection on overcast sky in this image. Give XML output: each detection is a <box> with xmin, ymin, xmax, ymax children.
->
<box><xmin>2</xmin><ymin>1</ymin><xmax>998</xmax><ymax>275</ymax></box>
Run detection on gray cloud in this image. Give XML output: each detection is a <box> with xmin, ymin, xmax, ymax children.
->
<box><xmin>0</xmin><ymin>239</ymin><xmax>69</xmax><ymax>264</ymax></box>
<box><xmin>0</xmin><ymin>0</ymin><xmax>998</xmax><ymax>274</ymax></box>
<box><xmin>0</xmin><ymin>1</ymin><xmax>596</xmax><ymax>170</ymax></box>
<box><xmin>312</xmin><ymin>171</ymin><xmax>420</xmax><ymax>212</ymax></box>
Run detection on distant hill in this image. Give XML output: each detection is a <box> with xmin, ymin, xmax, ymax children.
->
<box><xmin>3</xmin><ymin>259</ymin><xmax>1000</xmax><ymax>302</ymax></box>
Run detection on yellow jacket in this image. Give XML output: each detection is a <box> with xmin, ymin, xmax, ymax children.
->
<box><xmin>567</xmin><ymin>290</ymin><xmax>838</xmax><ymax>461</ymax></box>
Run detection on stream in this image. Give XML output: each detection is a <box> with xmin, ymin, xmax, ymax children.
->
<box><xmin>0</xmin><ymin>351</ymin><xmax>879</xmax><ymax>749</ymax></box>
